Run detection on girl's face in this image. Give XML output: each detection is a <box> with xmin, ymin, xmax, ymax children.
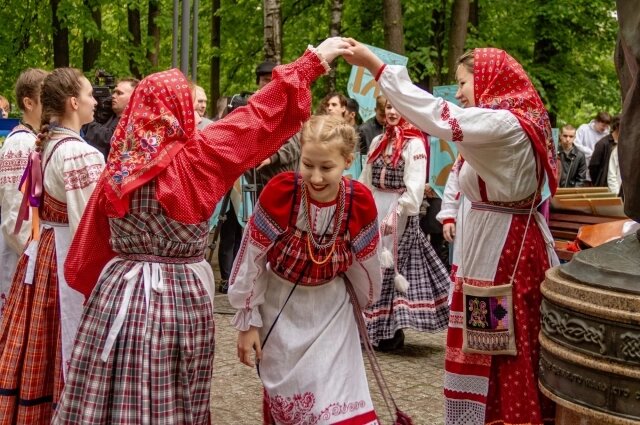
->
<box><xmin>384</xmin><ymin>102</ymin><xmax>400</xmax><ymax>126</ymax></box>
<box><xmin>75</xmin><ymin>77</ymin><xmax>97</xmax><ymax>125</ymax></box>
<box><xmin>299</xmin><ymin>139</ymin><xmax>352</xmax><ymax>203</ymax></box>
<box><xmin>455</xmin><ymin>65</ymin><xmax>475</xmax><ymax>108</ymax></box>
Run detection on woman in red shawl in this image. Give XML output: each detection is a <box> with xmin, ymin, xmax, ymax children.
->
<box><xmin>51</xmin><ymin>38</ymin><xmax>351</xmax><ymax>424</ymax></box>
<box><xmin>345</xmin><ymin>42</ymin><xmax>558</xmax><ymax>424</ymax></box>
<box><xmin>359</xmin><ymin>101</ymin><xmax>450</xmax><ymax>351</ymax></box>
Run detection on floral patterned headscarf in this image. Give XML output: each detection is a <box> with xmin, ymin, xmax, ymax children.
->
<box><xmin>472</xmin><ymin>48</ymin><xmax>557</xmax><ymax>194</ymax></box>
<box><xmin>104</xmin><ymin>69</ymin><xmax>197</xmax><ymax>215</ymax></box>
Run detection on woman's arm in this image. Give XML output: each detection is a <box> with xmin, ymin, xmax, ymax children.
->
<box><xmin>343</xmin><ymin>39</ymin><xmax>519</xmax><ymax>146</ymax></box>
<box><xmin>58</xmin><ymin>142</ymin><xmax>105</xmax><ymax>239</ymax></box>
<box><xmin>397</xmin><ymin>138</ymin><xmax>427</xmax><ymax>216</ymax></box>
<box><xmin>357</xmin><ymin>135</ymin><xmax>381</xmax><ymax>189</ymax></box>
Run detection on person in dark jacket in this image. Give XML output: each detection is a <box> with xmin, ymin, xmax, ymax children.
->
<box><xmin>357</xmin><ymin>94</ymin><xmax>386</xmax><ymax>154</ymax></box>
<box><xmin>558</xmin><ymin>124</ymin><xmax>587</xmax><ymax>188</ymax></box>
<box><xmin>82</xmin><ymin>78</ymin><xmax>139</xmax><ymax>159</ymax></box>
<box><xmin>589</xmin><ymin>115</ymin><xmax>620</xmax><ymax>187</ymax></box>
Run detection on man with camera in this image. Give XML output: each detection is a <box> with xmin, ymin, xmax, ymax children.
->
<box><xmin>83</xmin><ymin>76</ymin><xmax>139</xmax><ymax>159</ymax></box>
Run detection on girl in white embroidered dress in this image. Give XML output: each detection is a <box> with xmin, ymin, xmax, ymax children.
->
<box><xmin>229</xmin><ymin>115</ymin><xmax>383</xmax><ymax>425</ymax></box>
<box><xmin>0</xmin><ymin>69</ymin><xmax>48</xmax><ymax>318</ymax></box>
<box><xmin>0</xmin><ymin>68</ymin><xmax>104</xmax><ymax>424</ymax></box>
<box><xmin>343</xmin><ymin>42</ymin><xmax>559</xmax><ymax>425</ymax></box>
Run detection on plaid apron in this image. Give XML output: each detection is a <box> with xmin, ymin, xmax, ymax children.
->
<box><xmin>52</xmin><ymin>181</ymin><xmax>215</xmax><ymax>424</ymax></box>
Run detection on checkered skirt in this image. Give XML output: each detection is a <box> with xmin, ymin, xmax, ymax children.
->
<box><xmin>0</xmin><ymin>194</ymin><xmax>67</xmax><ymax>424</ymax></box>
<box><xmin>364</xmin><ymin>216</ymin><xmax>450</xmax><ymax>344</ymax></box>
<box><xmin>52</xmin><ymin>182</ymin><xmax>215</xmax><ymax>425</ymax></box>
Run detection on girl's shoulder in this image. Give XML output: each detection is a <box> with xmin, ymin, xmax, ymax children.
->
<box><xmin>256</xmin><ymin>171</ymin><xmax>297</xmax><ymax>223</ymax></box>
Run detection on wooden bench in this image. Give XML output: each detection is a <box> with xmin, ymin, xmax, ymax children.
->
<box><xmin>549</xmin><ymin>211</ymin><xmax>623</xmax><ymax>261</ymax></box>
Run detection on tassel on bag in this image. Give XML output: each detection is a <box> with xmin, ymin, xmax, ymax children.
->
<box><xmin>394</xmin><ymin>411</ymin><xmax>414</xmax><ymax>425</ymax></box>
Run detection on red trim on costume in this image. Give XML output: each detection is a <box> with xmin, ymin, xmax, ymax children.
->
<box><xmin>477</xmin><ymin>176</ymin><xmax>488</xmax><ymax>202</ymax></box>
<box><xmin>444</xmin><ymin>388</ymin><xmax>487</xmax><ymax>405</ymax></box>
<box><xmin>443</xmin><ymin>218</ymin><xmax>456</xmax><ymax>225</ymax></box>
<box><xmin>374</xmin><ymin>64</ymin><xmax>386</xmax><ymax>81</ymax></box>
<box><xmin>333</xmin><ymin>410</ymin><xmax>378</xmax><ymax>424</ymax></box>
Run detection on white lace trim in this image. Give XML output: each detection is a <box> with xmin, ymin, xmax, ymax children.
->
<box><xmin>444</xmin><ymin>371</ymin><xmax>489</xmax><ymax>396</ymax></box>
<box><xmin>445</xmin><ymin>398</ymin><xmax>485</xmax><ymax>425</ymax></box>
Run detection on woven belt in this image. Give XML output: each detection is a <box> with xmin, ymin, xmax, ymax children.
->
<box><xmin>470</xmin><ymin>202</ymin><xmax>533</xmax><ymax>215</ymax></box>
<box><xmin>117</xmin><ymin>253</ymin><xmax>204</xmax><ymax>264</ymax></box>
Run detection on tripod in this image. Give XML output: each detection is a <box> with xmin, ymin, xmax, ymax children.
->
<box><xmin>204</xmin><ymin>167</ymin><xmax>262</xmax><ymax>267</ymax></box>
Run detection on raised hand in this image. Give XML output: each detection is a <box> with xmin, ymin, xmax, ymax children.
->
<box><xmin>340</xmin><ymin>38</ymin><xmax>384</xmax><ymax>75</ymax></box>
<box><xmin>315</xmin><ymin>37</ymin><xmax>353</xmax><ymax>64</ymax></box>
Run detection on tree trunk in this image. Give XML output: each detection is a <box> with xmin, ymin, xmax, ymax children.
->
<box><xmin>425</xmin><ymin>0</ymin><xmax>447</xmax><ymax>90</ymax></box>
<box><xmin>51</xmin><ymin>0</ymin><xmax>69</xmax><ymax>67</ymax></box>
<box><xmin>469</xmin><ymin>0</ymin><xmax>479</xmax><ymax>29</ymax></box>
<box><xmin>533</xmin><ymin>0</ymin><xmax>558</xmax><ymax>126</ymax></box>
<box><xmin>326</xmin><ymin>0</ymin><xmax>343</xmax><ymax>94</ymax></box>
<box><xmin>82</xmin><ymin>0</ymin><xmax>101</xmax><ymax>72</ymax></box>
<box><xmin>447</xmin><ymin>0</ymin><xmax>470</xmax><ymax>83</ymax></box>
<box><xmin>147</xmin><ymin>0</ymin><xmax>161</xmax><ymax>67</ymax></box>
<box><xmin>383</xmin><ymin>0</ymin><xmax>404</xmax><ymax>54</ymax></box>
<box><xmin>263</xmin><ymin>0</ymin><xmax>282</xmax><ymax>64</ymax></box>
<box><xmin>210</xmin><ymin>0</ymin><xmax>221</xmax><ymax>114</ymax></box>
<box><xmin>128</xmin><ymin>4</ymin><xmax>142</xmax><ymax>78</ymax></box>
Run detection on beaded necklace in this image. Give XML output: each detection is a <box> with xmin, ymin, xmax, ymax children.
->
<box><xmin>50</xmin><ymin>125</ymin><xmax>81</xmax><ymax>139</ymax></box>
<box><xmin>18</xmin><ymin>121</ymin><xmax>37</xmax><ymax>135</ymax></box>
<box><xmin>300</xmin><ymin>180</ymin><xmax>345</xmax><ymax>265</ymax></box>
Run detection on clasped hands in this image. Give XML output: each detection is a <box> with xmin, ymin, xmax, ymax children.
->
<box><xmin>315</xmin><ymin>37</ymin><xmax>383</xmax><ymax>74</ymax></box>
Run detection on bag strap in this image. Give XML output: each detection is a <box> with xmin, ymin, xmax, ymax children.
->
<box><xmin>43</xmin><ymin>136</ymin><xmax>77</xmax><ymax>173</ymax></box>
<box><xmin>257</xmin><ymin>185</ymin><xmax>339</xmax><ymax>376</ymax></box>
<box><xmin>343</xmin><ymin>275</ymin><xmax>407</xmax><ymax>423</ymax></box>
<box><xmin>258</xmin><ymin>260</ymin><xmax>311</xmax><ymax>358</ymax></box>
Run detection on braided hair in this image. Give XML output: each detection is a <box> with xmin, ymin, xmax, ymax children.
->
<box><xmin>35</xmin><ymin>68</ymin><xmax>84</xmax><ymax>153</ymax></box>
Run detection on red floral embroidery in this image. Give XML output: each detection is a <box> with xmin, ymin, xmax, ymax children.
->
<box><xmin>269</xmin><ymin>392</ymin><xmax>316</xmax><ymax>424</ymax></box>
<box><xmin>63</xmin><ymin>163</ymin><xmax>103</xmax><ymax>191</ymax></box>
<box><xmin>440</xmin><ymin>103</ymin><xmax>463</xmax><ymax>142</ymax></box>
<box><xmin>267</xmin><ymin>392</ymin><xmax>368</xmax><ymax>425</ymax></box>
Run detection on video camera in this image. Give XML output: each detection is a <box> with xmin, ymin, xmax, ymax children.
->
<box><xmin>93</xmin><ymin>69</ymin><xmax>116</xmax><ymax>124</ymax></box>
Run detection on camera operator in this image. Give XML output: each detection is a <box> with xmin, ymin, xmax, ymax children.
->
<box><xmin>249</xmin><ymin>61</ymin><xmax>302</xmax><ymax>189</ymax></box>
<box><xmin>83</xmin><ymin>77</ymin><xmax>139</xmax><ymax>159</ymax></box>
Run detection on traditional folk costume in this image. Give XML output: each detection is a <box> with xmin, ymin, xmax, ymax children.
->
<box><xmin>375</xmin><ymin>48</ymin><xmax>559</xmax><ymax>424</ymax></box>
<box><xmin>0</xmin><ymin>124</ymin><xmax>37</xmax><ymax>317</ymax></box>
<box><xmin>52</xmin><ymin>49</ymin><xmax>330</xmax><ymax>424</ymax></box>
<box><xmin>359</xmin><ymin>121</ymin><xmax>449</xmax><ymax>348</ymax></box>
<box><xmin>228</xmin><ymin>172</ymin><xmax>382</xmax><ymax>425</ymax></box>
<box><xmin>0</xmin><ymin>127</ymin><xmax>104</xmax><ymax>424</ymax></box>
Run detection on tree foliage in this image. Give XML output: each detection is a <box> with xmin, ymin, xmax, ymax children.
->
<box><xmin>0</xmin><ymin>0</ymin><xmax>619</xmax><ymax>124</ymax></box>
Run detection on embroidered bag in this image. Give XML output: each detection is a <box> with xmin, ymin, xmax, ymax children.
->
<box><xmin>460</xmin><ymin>180</ymin><xmax>540</xmax><ymax>356</ymax></box>
<box><xmin>462</xmin><ymin>282</ymin><xmax>516</xmax><ymax>355</ymax></box>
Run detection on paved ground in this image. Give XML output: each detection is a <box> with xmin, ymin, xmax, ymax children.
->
<box><xmin>209</xmin><ymin>291</ymin><xmax>447</xmax><ymax>424</ymax></box>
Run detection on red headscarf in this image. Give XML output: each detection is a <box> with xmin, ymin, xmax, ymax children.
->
<box><xmin>367</xmin><ymin>117</ymin><xmax>426</xmax><ymax>168</ymax></box>
<box><xmin>472</xmin><ymin>48</ymin><xmax>557</xmax><ymax>194</ymax></box>
<box><xmin>104</xmin><ymin>69</ymin><xmax>197</xmax><ymax>215</ymax></box>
